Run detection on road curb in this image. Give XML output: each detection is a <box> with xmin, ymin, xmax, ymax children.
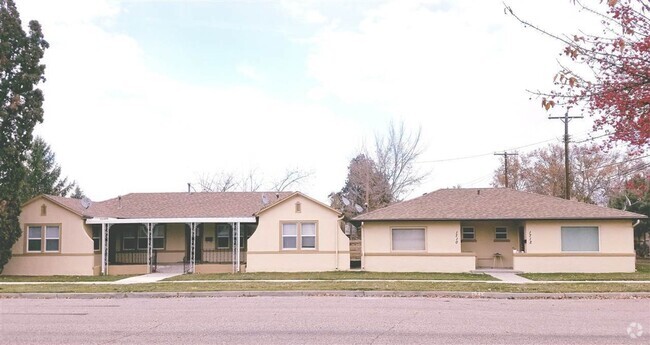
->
<box><xmin>2</xmin><ymin>290</ymin><xmax>650</xmax><ymax>299</ymax></box>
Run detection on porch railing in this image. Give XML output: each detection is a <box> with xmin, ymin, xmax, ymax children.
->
<box><xmin>202</xmin><ymin>249</ymin><xmax>247</xmax><ymax>264</ymax></box>
<box><xmin>114</xmin><ymin>251</ymin><xmax>148</xmax><ymax>264</ymax></box>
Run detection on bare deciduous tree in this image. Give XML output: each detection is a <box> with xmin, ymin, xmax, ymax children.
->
<box><xmin>196</xmin><ymin>172</ymin><xmax>238</xmax><ymax>192</ymax></box>
<box><xmin>374</xmin><ymin>120</ymin><xmax>427</xmax><ymax>202</ymax></box>
<box><xmin>492</xmin><ymin>143</ymin><xmax>647</xmax><ymax>205</ymax></box>
<box><xmin>240</xmin><ymin>168</ymin><xmax>263</xmax><ymax>192</ymax></box>
<box><xmin>271</xmin><ymin>168</ymin><xmax>313</xmax><ymax>192</ymax></box>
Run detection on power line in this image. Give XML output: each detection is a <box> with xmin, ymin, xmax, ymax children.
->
<box><xmin>417</xmin><ymin>137</ymin><xmax>559</xmax><ymax>164</ymax></box>
<box><xmin>549</xmin><ymin>111</ymin><xmax>583</xmax><ymax>200</ymax></box>
<box><xmin>494</xmin><ymin>152</ymin><xmax>518</xmax><ymax>188</ymax></box>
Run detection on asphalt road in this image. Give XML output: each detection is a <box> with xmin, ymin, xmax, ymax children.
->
<box><xmin>0</xmin><ymin>296</ymin><xmax>648</xmax><ymax>344</ymax></box>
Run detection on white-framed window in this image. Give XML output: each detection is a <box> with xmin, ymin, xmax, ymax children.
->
<box><xmin>152</xmin><ymin>226</ymin><xmax>165</xmax><ymax>249</ymax></box>
<box><xmin>45</xmin><ymin>226</ymin><xmax>60</xmax><ymax>252</ymax></box>
<box><xmin>495</xmin><ymin>227</ymin><xmax>508</xmax><ymax>240</ymax></box>
<box><xmin>282</xmin><ymin>223</ymin><xmax>298</xmax><ymax>250</ymax></box>
<box><xmin>137</xmin><ymin>226</ymin><xmax>148</xmax><ymax>250</ymax></box>
<box><xmin>462</xmin><ymin>227</ymin><xmax>475</xmax><ymax>240</ymax></box>
<box><xmin>122</xmin><ymin>228</ymin><xmax>137</xmax><ymax>250</ymax></box>
<box><xmin>120</xmin><ymin>225</ymin><xmax>165</xmax><ymax>251</ymax></box>
<box><xmin>27</xmin><ymin>226</ymin><xmax>43</xmax><ymax>252</ymax></box>
<box><xmin>392</xmin><ymin>228</ymin><xmax>425</xmax><ymax>251</ymax></box>
<box><xmin>26</xmin><ymin>225</ymin><xmax>60</xmax><ymax>252</ymax></box>
<box><xmin>92</xmin><ymin>226</ymin><xmax>101</xmax><ymax>251</ymax></box>
<box><xmin>561</xmin><ymin>226</ymin><xmax>599</xmax><ymax>252</ymax></box>
<box><xmin>216</xmin><ymin>224</ymin><xmax>231</xmax><ymax>249</ymax></box>
<box><xmin>301</xmin><ymin>222</ymin><xmax>316</xmax><ymax>249</ymax></box>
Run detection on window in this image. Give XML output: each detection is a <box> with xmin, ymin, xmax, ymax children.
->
<box><xmin>462</xmin><ymin>227</ymin><xmax>475</xmax><ymax>240</ymax></box>
<box><xmin>301</xmin><ymin>223</ymin><xmax>316</xmax><ymax>249</ymax></box>
<box><xmin>92</xmin><ymin>226</ymin><xmax>101</xmax><ymax>251</ymax></box>
<box><xmin>137</xmin><ymin>226</ymin><xmax>148</xmax><ymax>250</ymax></box>
<box><xmin>216</xmin><ymin>224</ymin><xmax>231</xmax><ymax>249</ymax></box>
<box><xmin>392</xmin><ymin>228</ymin><xmax>425</xmax><ymax>251</ymax></box>
<box><xmin>153</xmin><ymin>225</ymin><xmax>165</xmax><ymax>249</ymax></box>
<box><xmin>282</xmin><ymin>223</ymin><xmax>298</xmax><ymax>249</ymax></box>
<box><xmin>123</xmin><ymin>225</ymin><xmax>165</xmax><ymax>251</ymax></box>
<box><xmin>26</xmin><ymin>225</ymin><xmax>60</xmax><ymax>252</ymax></box>
<box><xmin>561</xmin><ymin>226</ymin><xmax>599</xmax><ymax>252</ymax></box>
<box><xmin>122</xmin><ymin>228</ymin><xmax>136</xmax><ymax>250</ymax></box>
<box><xmin>27</xmin><ymin>226</ymin><xmax>43</xmax><ymax>252</ymax></box>
<box><xmin>281</xmin><ymin>222</ymin><xmax>317</xmax><ymax>250</ymax></box>
<box><xmin>495</xmin><ymin>227</ymin><xmax>508</xmax><ymax>240</ymax></box>
<box><xmin>45</xmin><ymin>226</ymin><xmax>60</xmax><ymax>252</ymax></box>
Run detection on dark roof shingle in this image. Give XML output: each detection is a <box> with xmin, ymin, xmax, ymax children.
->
<box><xmin>353</xmin><ymin>188</ymin><xmax>646</xmax><ymax>221</ymax></box>
<box><xmin>42</xmin><ymin>192</ymin><xmax>293</xmax><ymax>219</ymax></box>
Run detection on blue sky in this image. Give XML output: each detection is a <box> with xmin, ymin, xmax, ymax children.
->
<box><xmin>15</xmin><ymin>0</ymin><xmax>604</xmax><ymax>202</ymax></box>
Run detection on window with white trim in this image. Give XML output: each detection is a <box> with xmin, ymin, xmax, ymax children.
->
<box><xmin>122</xmin><ymin>225</ymin><xmax>165</xmax><ymax>251</ymax></box>
<box><xmin>462</xmin><ymin>227</ymin><xmax>475</xmax><ymax>240</ymax></box>
<box><xmin>92</xmin><ymin>226</ymin><xmax>101</xmax><ymax>251</ymax></box>
<box><xmin>561</xmin><ymin>226</ymin><xmax>599</xmax><ymax>252</ymax></box>
<box><xmin>122</xmin><ymin>228</ymin><xmax>137</xmax><ymax>250</ymax></box>
<box><xmin>282</xmin><ymin>223</ymin><xmax>298</xmax><ymax>249</ymax></box>
<box><xmin>281</xmin><ymin>222</ymin><xmax>317</xmax><ymax>250</ymax></box>
<box><xmin>495</xmin><ymin>227</ymin><xmax>508</xmax><ymax>240</ymax></box>
<box><xmin>216</xmin><ymin>224</ymin><xmax>231</xmax><ymax>249</ymax></box>
<box><xmin>27</xmin><ymin>226</ymin><xmax>43</xmax><ymax>252</ymax></box>
<box><xmin>45</xmin><ymin>226</ymin><xmax>60</xmax><ymax>252</ymax></box>
<box><xmin>26</xmin><ymin>225</ymin><xmax>60</xmax><ymax>252</ymax></box>
<box><xmin>392</xmin><ymin>228</ymin><xmax>425</xmax><ymax>251</ymax></box>
<box><xmin>301</xmin><ymin>223</ymin><xmax>316</xmax><ymax>249</ymax></box>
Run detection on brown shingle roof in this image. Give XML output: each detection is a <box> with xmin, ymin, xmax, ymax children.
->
<box><xmin>353</xmin><ymin>188</ymin><xmax>647</xmax><ymax>221</ymax></box>
<box><xmin>38</xmin><ymin>192</ymin><xmax>293</xmax><ymax>219</ymax></box>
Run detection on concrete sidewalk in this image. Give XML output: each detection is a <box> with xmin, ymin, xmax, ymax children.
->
<box><xmin>484</xmin><ymin>272</ymin><xmax>533</xmax><ymax>284</ymax></box>
<box><xmin>113</xmin><ymin>272</ymin><xmax>183</xmax><ymax>284</ymax></box>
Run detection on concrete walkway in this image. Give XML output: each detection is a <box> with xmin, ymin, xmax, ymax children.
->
<box><xmin>484</xmin><ymin>272</ymin><xmax>533</xmax><ymax>284</ymax></box>
<box><xmin>113</xmin><ymin>272</ymin><xmax>183</xmax><ymax>284</ymax></box>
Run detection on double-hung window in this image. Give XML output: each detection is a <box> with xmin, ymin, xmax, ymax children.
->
<box><xmin>122</xmin><ymin>225</ymin><xmax>165</xmax><ymax>251</ymax></box>
<box><xmin>282</xmin><ymin>222</ymin><xmax>317</xmax><ymax>250</ymax></box>
<box><xmin>282</xmin><ymin>223</ymin><xmax>298</xmax><ymax>249</ymax></box>
<box><xmin>27</xmin><ymin>225</ymin><xmax>60</xmax><ymax>252</ymax></box>
<box><xmin>561</xmin><ymin>226</ymin><xmax>599</xmax><ymax>252</ymax></box>
<box><xmin>495</xmin><ymin>227</ymin><xmax>508</xmax><ymax>240</ymax></box>
<box><xmin>461</xmin><ymin>227</ymin><xmax>475</xmax><ymax>241</ymax></box>
<box><xmin>216</xmin><ymin>224</ymin><xmax>231</xmax><ymax>249</ymax></box>
<box><xmin>92</xmin><ymin>226</ymin><xmax>101</xmax><ymax>251</ymax></box>
<box><xmin>392</xmin><ymin>228</ymin><xmax>425</xmax><ymax>251</ymax></box>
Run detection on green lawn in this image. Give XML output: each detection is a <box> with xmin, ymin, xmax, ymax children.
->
<box><xmin>164</xmin><ymin>271</ymin><xmax>496</xmax><ymax>281</ymax></box>
<box><xmin>520</xmin><ymin>259</ymin><xmax>650</xmax><ymax>281</ymax></box>
<box><xmin>0</xmin><ymin>281</ymin><xmax>648</xmax><ymax>294</ymax></box>
<box><xmin>0</xmin><ymin>275</ymin><xmax>133</xmax><ymax>282</ymax></box>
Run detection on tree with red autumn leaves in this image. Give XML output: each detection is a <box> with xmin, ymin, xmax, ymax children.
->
<box><xmin>506</xmin><ymin>0</ymin><xmax>650</xmax><ymax>153</ymax></box>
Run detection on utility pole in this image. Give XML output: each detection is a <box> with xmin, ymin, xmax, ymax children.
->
<box><xmin>549</xmin><ymin>111</ymin><xmax>583</xmax><ymax>200</ymax></box>
<box><xmin>494</xmin><ymin>152</ymin><xmax>518</xmax><ymax>188</ymax></box>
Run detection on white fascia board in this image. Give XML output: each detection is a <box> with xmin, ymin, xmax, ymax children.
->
<box><xmin>85</xmin><ymin>217</ymin><xmax>256</xmax><ymax>224</ymax></box>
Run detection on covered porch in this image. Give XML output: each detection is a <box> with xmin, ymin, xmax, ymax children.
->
<box><xmin>87</xmin><ymin>217</ymin><xmax>256</xmax><ymax>275</ymax></box>
<box><xmin>460</xmin><ymin>220</ymin><xmax>526</xmax><ymax>269</ymax></box>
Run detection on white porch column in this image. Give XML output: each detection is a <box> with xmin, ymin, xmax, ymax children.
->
<box><xmin>188</xmin><ymin>222</ymin><xmax>197</xmax><ymax>274</ymax></box>
<box><xmin>235</xmin><ymin>222</ymin><xmax>241</xmax><ymax>273</ymax></box>
<box><xmin>146</xmin><ymin>223</ymin><xmax>155</xmax><ymax>273</ymax></box>
<box><xmin>101</xmin><ymin>223</ymin><xmax>112</xmax><ymax>275</ymax></box>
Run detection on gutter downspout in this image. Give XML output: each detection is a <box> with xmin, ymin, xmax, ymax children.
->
<box><xmin>336</xmin><ymin>215</ymin><xmax>344</xmax><ymax>270</ymax></box>
<box><xmin>361</xmin><ymin>221</ymin><xmax>365</xmax><ymax>270</ymax></box>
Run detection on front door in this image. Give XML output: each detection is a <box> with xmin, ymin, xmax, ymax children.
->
<box><xmin>518</xmin><ymin>226</ymin><xmax>525</xmax><ymax>252</ymax></box>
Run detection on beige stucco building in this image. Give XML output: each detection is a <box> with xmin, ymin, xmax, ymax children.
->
<box><xmin>2</xmin><ymin>191</ymin><xmax>350</xmax><ymax>276</ymax></box>
<box><xmin>354</xmin><ymin>188</ymin><xmax>645</xmax><ymax>273</ymax></box>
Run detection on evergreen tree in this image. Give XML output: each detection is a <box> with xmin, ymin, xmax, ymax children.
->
<box><xmin>71</xmin><ymin>186</ymin><xmax>85</xmax><ymax>199</ymax></box>
<box><xmin>0</xmin><ymin>0</ymin><xmax>48</xmax><ymax>273</ymax></box>
<box><xmin>22</xmin><ymin>137</ymin><xmax>76</xmax><ymax>201</ymax></box>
